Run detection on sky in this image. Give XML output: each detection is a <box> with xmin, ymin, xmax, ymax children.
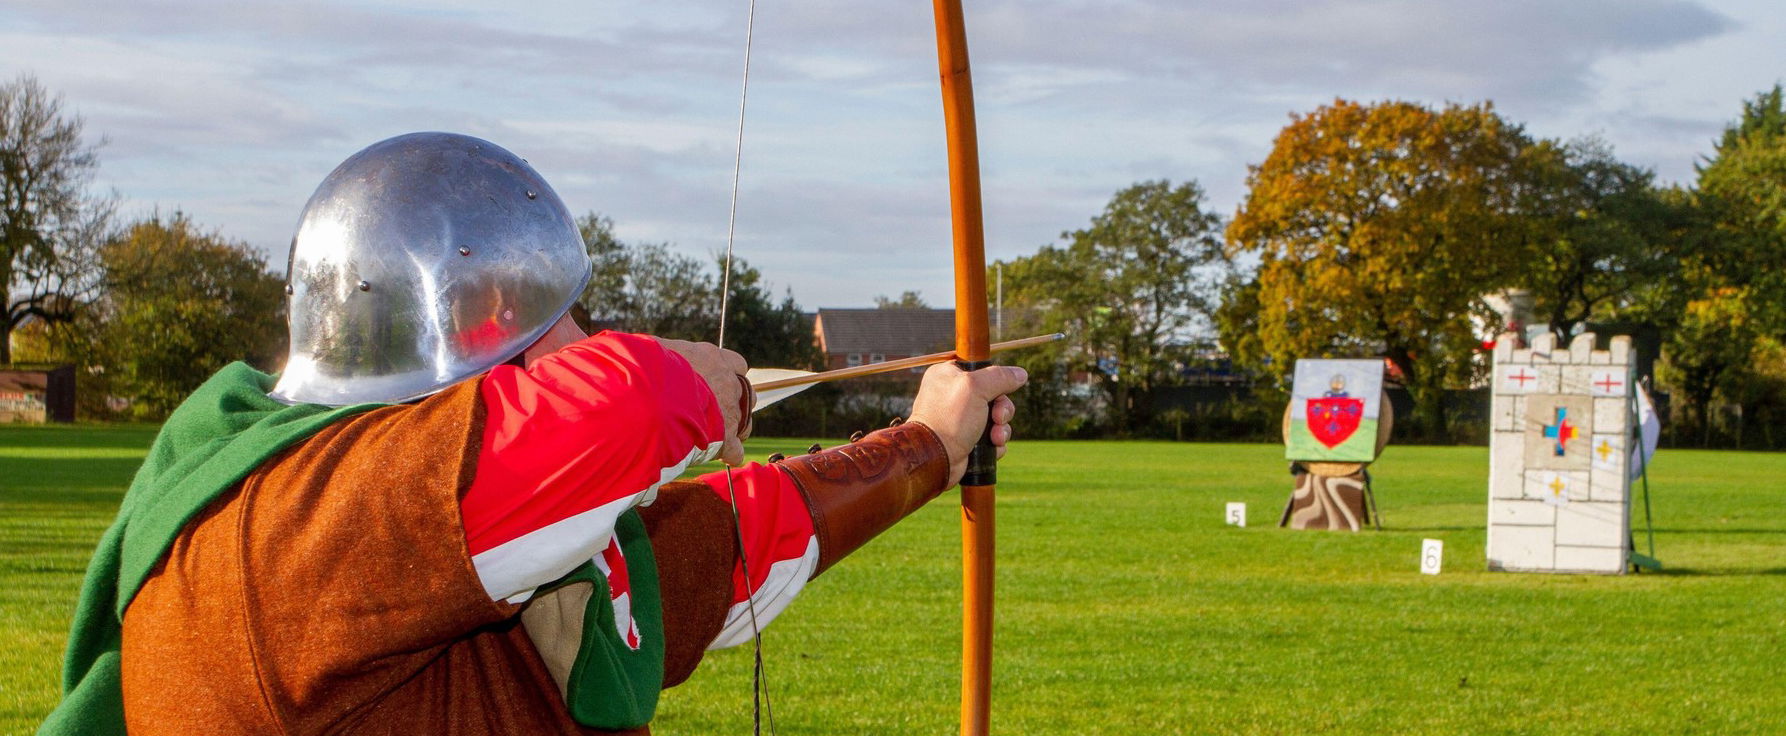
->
<box><xmin>2</xmin><ymin>0</ymin><xmax>1780</xmax><ymax>309</ymax></box>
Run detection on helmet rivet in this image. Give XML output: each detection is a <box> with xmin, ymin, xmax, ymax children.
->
<box><xmin>357</xmin><ymin>280</ymin><xmax>371</xmax><ymax>292</ymax></box>
<box><xmin>458</xmin><ymin>246</ymin><xmax>472</xmax><ymax>256</ymax></box>
<box><xmin>525</xmin><ymin>190</ymin><xmax>537</xmax><ymax>200</ymax></box>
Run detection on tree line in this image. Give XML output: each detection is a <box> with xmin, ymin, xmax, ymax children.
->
<box><xmin>6</xmin><ymin>71</ymin><xmax>1782</xmax><ymax>448</ymax></box>
<box><xmin>996</xmin><ymin>93</ymin><xmax>1786</xmax><ymax>449</ymax></box>
<box><xmin>2</xmin><ymin>74</ymin><xmax>821</xmax><ymax>419</ymax></box>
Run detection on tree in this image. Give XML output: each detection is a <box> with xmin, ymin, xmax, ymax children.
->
<box><xmin>578</xmin><ymin>212</ymin><xmax>628</xmax><ymax>321</ymax></box>
<box><xmin>1</xmin><ymin>74</ymin><xmax>107</xmax><ymax>364</ymax></box>
<box><xmin>1657</xmin><ymin>85</ymin><xmax>1786</xmax><ymax>445</ymax></box>
<box><xmin>577</xmin><ymin>213</ymin><xmax>715</xmax><ymax>339</ymax></box>
<box><xmin>575</xmin><ymin>212</ymin><xmax>818</xmax><ymax>369</ymax></box>
<box><xmin>1226</xmin><ymin>99</ymin><xmax>1538</xmax><ymax>435</ymax></box>
<box><xmin>874</xmin><ymin>291</ymin><xmax>928</xmax><ymax>309</ymax></box>
<box><xmin>715</xmin><ymin>257</ymin><xmax>822</xmax><ymax>370</ymax></box>
<box><xmin>1659</xmin><ymin>289</ymin><xmax>1761</xmax><ymax>446</ymax></box>
<box><xmin>1695</xmin><ymin>84</ymin><xmax>1786</xmax><ymax>338</ymax></box>
<box><xmin>1522</xmin><ymin>137</ymin><xmax>1684</xmax><ymax>342</ymax></box>
<box><xmin>86</xmin><ymin>213</ymin><xmax>286</xmax><ymax>418</ymax></box>
<box><xmin>998</xmin><ymin>179</ymin><xmax>1227</xmax><ymax>434</ymax></box>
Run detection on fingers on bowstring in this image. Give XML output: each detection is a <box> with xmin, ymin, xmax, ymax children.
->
<box><xmin>722</xmin><ymin>437</ymin><xmax>747</xmax><ymax>468</ymax></box>
<box><xmin>722</xmin><ymin>347</ymin><xmax>749</xmax><ymax>375</ymax></box>
<box><xmin>734</xmin><ymin>374</ymin><xmax>756</xmax><ymax>438</ymax></box>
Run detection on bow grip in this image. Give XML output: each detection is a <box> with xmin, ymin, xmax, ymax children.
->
<box><xmin>955</xmin><ymin>359</ymin><xmax>997</xmax><ymax>486</ymax></box>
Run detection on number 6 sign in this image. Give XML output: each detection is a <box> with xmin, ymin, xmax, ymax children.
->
<box><xmin>1420</xmin><ymin>539</ymin><xmax>1444</xmax><ymax>575</ymax></box>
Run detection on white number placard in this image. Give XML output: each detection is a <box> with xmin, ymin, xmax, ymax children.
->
<box><xmin>1225</xmin><ymin>502</ymin><xmax>1246</xmax><ymax>528</ymax></box>
<box><xmin>1420</xmin><ymin>539</ymin><xmax>1444</xmax><ymax>575</ymax></box>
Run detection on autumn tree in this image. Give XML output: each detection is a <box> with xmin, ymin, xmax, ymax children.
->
<box><xmin>85</xmin><ymin>213</ymin><xmax>286</xmax><ymax>418</ymax></box>
<box><xmin>997</xmin><ymin>179</ymin><xmax>1226</xmax><ymax>435</ymax></box>
<box><xmin>1226</xmin><ymin>99</ymin><xmax>1539</xmax><ymax>434</ymax></box>
<box><xmin>1</xmin><ymin>74</ymin><xmax>109</xmax><ymax>364</ymax></box>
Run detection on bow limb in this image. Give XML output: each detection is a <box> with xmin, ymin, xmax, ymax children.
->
<box><xmin>930</xmin><ymin>2</ymin><xmax>995</xmax><ymax>735</ymax></box>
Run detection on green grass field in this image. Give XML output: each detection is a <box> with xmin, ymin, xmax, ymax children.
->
<box><xmin>2</xmin><ymin>425</ymin><xmax>1782</xmax><ymax>735</ymax></box>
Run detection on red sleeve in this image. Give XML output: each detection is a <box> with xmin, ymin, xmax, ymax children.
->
<box><xmin>694</xmin><ymin>463</ymin><xmax>818</xmax><ymax>649</ymax></box>
<box><xmin>461</xmin><ymin>331</ymin><xmax>726</xmax><ymax>602</ymax></box>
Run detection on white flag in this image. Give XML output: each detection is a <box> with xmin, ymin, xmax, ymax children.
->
<box><xmin>1630</xmin><ymin>382</ymin><xmax>1660</xmax><ymax>479</ymax></box>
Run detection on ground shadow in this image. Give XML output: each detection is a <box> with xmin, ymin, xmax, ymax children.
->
<box><xmin>1378</xmin><ymin>525</ymin><xmax>1478</xmax><ymax>532</ymax></box>
<box><xmin>1642</xmin><ymin>566</ymin><xmax>1786</xmax><ymax>577</ymax></box>
<box><xmin>1650</xmin><ymin>528</ymin><xmax>1786</xmax><ymax>535</ymax></box>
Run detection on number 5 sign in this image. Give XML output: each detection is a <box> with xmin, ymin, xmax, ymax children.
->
<box><xmin>1225</xmin><ymin>502</ymin><xmax>1246</xmax><ymax>528</ymax></box>
<box><xmin>1420</xmin><ymin>539</ymin><xmax>1444</xmax><ymax>575</ymax></box>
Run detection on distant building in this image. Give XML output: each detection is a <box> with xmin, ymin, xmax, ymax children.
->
<box><xmin>810</xmin><ymin>308</ymin><xmax>960</xmax><ymax>379</ymax></box>
<box><xmin>0</xmin><ymin>366</ymin><xmax>75</xmax><ymax>423</ymax></box>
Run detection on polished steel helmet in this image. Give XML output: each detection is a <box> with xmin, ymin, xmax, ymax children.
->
<box><xmin>269</xmin><ymin>132</ymin><xmax>592</xmax><ymax>406</ymax></box>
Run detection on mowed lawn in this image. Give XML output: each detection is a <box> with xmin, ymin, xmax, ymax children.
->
<box><xmin>2</xmin><ymin>425</ymin><xmax>1782</xmax><ymax>735</ymax></box>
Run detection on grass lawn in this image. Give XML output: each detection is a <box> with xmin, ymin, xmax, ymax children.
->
<box><xmin>2</xmin><ymin>425</ymin><xmax>1782</xmax><ymax>735</ymax></box>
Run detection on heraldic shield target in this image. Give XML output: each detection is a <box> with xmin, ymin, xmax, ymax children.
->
<box><xmin>1286</xmin><ymin>359</ymin><xmax>1385</xmax><ymax>462</ymax></box>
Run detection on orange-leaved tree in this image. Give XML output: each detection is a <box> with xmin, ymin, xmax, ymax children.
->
<box><xmin>1226</xmin><ymin>99</ymin><xmax>1543</xmax><ymax>437</ymax></box>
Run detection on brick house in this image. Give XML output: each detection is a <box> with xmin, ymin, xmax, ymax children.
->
<box><xmin>811</xmin><ymin>308</ymin><xmax>963</xmax><ymax>379</ymax></box>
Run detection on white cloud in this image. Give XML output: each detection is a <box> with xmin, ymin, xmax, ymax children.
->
<box><xmin>0</xmin><ymin>0</ymin><xmax>1770</xmax><ymax>309</ymax></box>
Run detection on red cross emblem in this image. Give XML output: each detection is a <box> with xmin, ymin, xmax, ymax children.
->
<box><xmin>1506</xmin><ymin>368</ymin><xmax>1535</xmax><ymax>388</ymax></box>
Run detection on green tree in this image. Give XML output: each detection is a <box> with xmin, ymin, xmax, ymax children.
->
<box><xmin>1212</xmin><ymin>271</ymin><xmax>1272</xmax><ymax>391</ymax></box>
<box><xmin>1695</xmin><ymin>84</ymin><xmax>1786</xmax><ymax>337</ymax></box>
<box><xmin>576</xmin><ymin>213</ymin><xmax>715</xmax><ymax>339</ymax></box>
<box><xmin>874</xmin><ymin>291</ymin><xmax>928</xmax><ymax>309</ymax></box>
<box><xmin>86</xmin><ymin>213</ymin><xmax>286</xmax><ymax>418</ymax></box>
<box><xmin>574</xmin><ymin>212</ymin><xmax>818</xmax><ymax>369</ymax></box>
<box><xmin>716</xmin><ymin>257</ymin><xmax>822</xmax><ymax>370</ymax></box>
<box><xmin>1659</xmin><ymin>289</ymin><xmax>1762</xmax><ymax>446</ymax></box>
<box><xmin>1657</xmin><ymin>85</ymin><xmax>1786</xmax><ymax>445</ymax></box>
<box><xmin>1523</xmin><ymin>137</ymin><xmax>1684</xmax><ymax>342</ymax></box>
<box><xmin>1</xmin><ymin>74</ymin><xmax>108</xmax><ymax>364</ymax></box>
<box><xmin>1226</xmin><ymin>99</ymin><xmax>1538</xmax><ymax>436</ymax></box>
<box><xmin>998</xmin><ymin>179</ymin><xmax>1226</xmax><ymax>434</ymax></box>
<box><xmin>577</xmin><ymin>212</ymin><xmax>628</xmax><ymax>321</ymax></box>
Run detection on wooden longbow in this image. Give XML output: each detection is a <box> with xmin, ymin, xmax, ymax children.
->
<box><xmin>723</xmin><ymin>5</ymin><xmax>1000</xmax><ymax>733</ymax></box>
<box><xmin>929</xmin><ymin>3</ymin><xmax>997</xmax><ymax>734</ymax></box>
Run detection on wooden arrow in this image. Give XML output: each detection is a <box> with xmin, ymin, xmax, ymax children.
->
<box><xmin>745</xmin><ymin>332</ymin><xmax>1060</xmax><ymax>411</ymax></box>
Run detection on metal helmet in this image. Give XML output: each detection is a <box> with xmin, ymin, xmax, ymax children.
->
<box><xmin>269</xmin><ymin>132</ymin><xmax>592</xmax><ymax>406</ymax></box>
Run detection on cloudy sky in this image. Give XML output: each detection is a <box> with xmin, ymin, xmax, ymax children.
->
<box><xmin>3</xmin><ymin>0</ymin><xmax>1779</xmax><ymax>309</ymax></box>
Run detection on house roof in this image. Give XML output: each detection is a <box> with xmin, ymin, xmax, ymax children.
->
<box><xmin>814</xmin><ymin>308</ymin><xmax>958</xmax><ymax>356</ymax></box>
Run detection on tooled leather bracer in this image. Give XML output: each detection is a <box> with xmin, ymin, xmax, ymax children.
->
<box><xmin>777</xmin><ymin>422</ymin><xmax>951</xmax><ymax>575</ymax></box>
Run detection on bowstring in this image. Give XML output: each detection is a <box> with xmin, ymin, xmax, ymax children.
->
<box><xmin>717</xmin><ymin>0</ymin><xmax>776</xmax><ymax>734</ymax></box>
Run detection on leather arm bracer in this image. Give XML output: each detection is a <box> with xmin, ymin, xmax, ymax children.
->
<box><xmin>778</xmin><ymin>422</ymin><xmax>951</xmax><ymax>576</ymax></box>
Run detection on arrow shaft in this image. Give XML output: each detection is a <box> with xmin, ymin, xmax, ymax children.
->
<box><xmin>749</xmin><ymin>333</ymin><xmax>1060</xmax><ymax>392</ymax></box>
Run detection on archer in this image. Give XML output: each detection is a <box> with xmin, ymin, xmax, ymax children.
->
<box><xmin>40</xmin><ymin>133</ymin><xmax>1027</xmax><ymax>735</ymax></box>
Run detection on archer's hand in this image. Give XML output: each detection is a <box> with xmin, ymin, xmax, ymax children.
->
<box><xmin>908</xmin><ymin>362</ymin><xmax>1028</xmax><ymax>488</ymax></box>
<box><xmin>655</xmin><ymin>337</ymin><xmax>753</xmax><ymax>466</ymax></box>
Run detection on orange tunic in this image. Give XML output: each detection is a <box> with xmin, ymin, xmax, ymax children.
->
<box><xmin>119</xmin><ymin>380</ymin><xmax>732</xmax><ymax>735</ymax></box>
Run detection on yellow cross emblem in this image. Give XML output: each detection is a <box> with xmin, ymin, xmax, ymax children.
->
<box><xmin>1549</xmin><ymin>475</ymin><xmax>1567</xmax><ymax>498</ymax></box>
<box><xmin>1596</xmin><ymin>439</ymin><xmax>1613</xmax><ymax>462</ymax></box>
